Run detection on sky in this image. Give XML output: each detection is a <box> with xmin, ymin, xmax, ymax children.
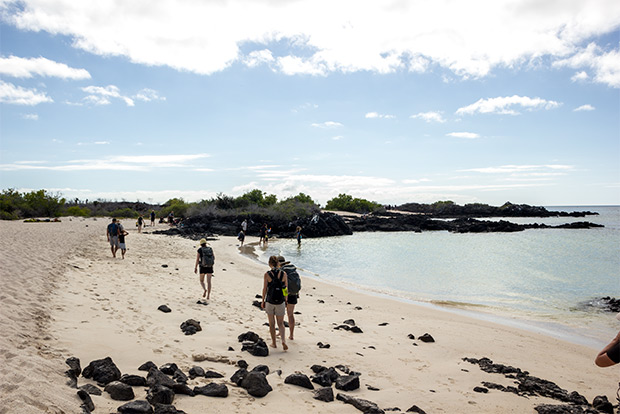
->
<box><xmin>0</xmin><ymin>0</ymin><xmax>619</xmax><ymax>207</ymax></box>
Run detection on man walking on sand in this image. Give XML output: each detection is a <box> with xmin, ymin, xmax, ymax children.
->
<box><xmin>106</xmin><ymin>218</ymin><xmax>120</xmax><ymax>258</ymax></box>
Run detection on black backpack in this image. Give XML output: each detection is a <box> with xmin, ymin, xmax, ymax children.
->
<box><xmin>282</xmin><ymin>264</ymin><xmax>301</xmax><ymax>295</ymax></box>
<box><xmin>266</xmin><ymin>270</ymin><xmax>285</xmax><ymax>305</ymax></box>
<box><xmin>200</xmin><ymin>246</ymin><xmax>214</xmax><ymax>267</ymax></box>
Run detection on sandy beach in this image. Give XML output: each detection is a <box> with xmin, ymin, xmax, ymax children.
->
<box><xmin>0</xmin><ymin>217</ymin><xmax>617</xmax><ymax>414</ymax></box>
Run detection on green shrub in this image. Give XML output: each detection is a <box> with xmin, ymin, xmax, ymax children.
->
<box><xmin>325</xmin><ymin>193</ymin><xmax>382</xmax><ymax>214</ymax></box>
<box><xmin>66</xmin><ymin>206</ymin><xmax>91</xmax><ymax>217</ymax></box>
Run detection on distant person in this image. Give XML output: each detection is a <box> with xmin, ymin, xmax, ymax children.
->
<box><xmin>106</xmin><ymin>218</ymin><xmax>120</xmax><ymax>258</ymax></box>
<box><xmin>278</xmin><ymin>255</ymin><xmax>302</xmax><ymax>340</ymax></box>
<box><xmin>137</xmin><ymin>215</ymin><xmax>144</xmax><ymax>233</ymax></box>
<box><xmin>194</xmin><ymin>238</ymin><xmax>215</xmax><ymax>300</ymax></box>
<box><xmin>168</xmin><ymin>211</ymin><xmax>174</xmax><ymax>226</ymax></box>
<box><xmin>259</xmin><ymin>223</ymin><xmax>268</xmax><ymax>244</ymax></box>
<box><xmin>150</xmin><ymin>210</ymin><xmax>156</xmax><ymax>226</ymax></box>
<box><xmin>595</xmin><ymin>314</ymin><xmax>620</xmax><ymax>367</ymax></box>
<box><xmin>237</xmin><ymin>230</ymin><xmax>245</xmax><ymax>246</ymax></box>
<box><xmin>241</xmin><ymin>219</ymin><xmax>248</xmax><ymax>233</ymax></box>
<box><xmin>118</xmin><ymin>221</ymin><xmax>128</xmax><ymax>259</ymax></box>
<box><xmin>262</xmin><ymin>255</ymin><xmax>288</xmax><ymax>351</ymax></box>
<box><xmin>296</xmin><ymin>226</ymin><xmax>302</xmax><ymax>246</ymax></box>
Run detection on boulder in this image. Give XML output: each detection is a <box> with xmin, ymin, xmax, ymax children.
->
<box><xmin>193</xmin><ymin>383</ymin><xmax>229</xmax><ymax>398</ymax></box>
<box><xmin>284</xmin><ymin>373</ymin><xmax>314</xmax><ymax>390</ymax></box>
<box><xmin>335</xmin><ymin>375</ymin><xmax>360</xmax><ymax>391</ymax></box>
<box><xmin>138</xmin><ymin>361</ymin><xmax>158</xmax><ymax>372</ymax></box>
<box><xmin>313</xmin><ymin>386</ymin><xmax>334</xmax><ymax>402</ymax></box>
<box><xmin>104</xmin><ymin>381</ymin><xmax>135</xmax><ymax>401</ymax></box>
<box><xmin>119</xmin><ymin>374</ymin><xmax>147</xmax><ymax>387</ymax></box>
<box><xmin>147</xmin><ymin>385</ymin><xmax>175</xmax><ymax>405</ymax></box>
<box><xmin>240</xmin><ymin>371</ymin><xmax>273</xmax><ymax>397</ymax></box>
<box><xmin>117</xmin><ymin>400</ymin><xmax>153</xmax><ymax>413</ymax></box>
<box><xmin>82</xmin><ymin>357</ymin><xmax>122</xmax><ymax>385</ymax></box>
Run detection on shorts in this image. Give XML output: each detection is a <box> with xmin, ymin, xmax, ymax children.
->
<box><xmin>119</xmin><ymin>243</ymin><xmax>126</xmax><ymax>250</ymax></box>
<box><xmin>287</xmin><ymin>294</ymin><xmax>299</xmax><ymax>305</ymax></box>
<box><xmin>109</xmin><ymin>236</ymin><xmax>119</xmax><ymax>247</ymax></box>
<box><xmin>264</xmin><ymin>302</ymin><xmax>285</xmax><ymax>316</ymax></box>
<box><xmin>199</xmin><ymin>265</ymin><xmax>213</xmax><ymax>274</ymax></box>
<box><xmin>607</xmin><ymin>341</ymin><xmax>620</xmax><ymax>363</ymax></box>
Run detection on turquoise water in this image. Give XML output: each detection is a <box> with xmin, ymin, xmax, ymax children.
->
<box><xmin>257</xmin><ymin>206</ymin><xmax>620</xmax><ymax>347</ymax></box>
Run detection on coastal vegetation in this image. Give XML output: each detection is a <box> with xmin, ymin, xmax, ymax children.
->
<box><xmin>324</xmin><ymin>193</ymin><xmax>383</xmax><ymax>214</ymax></box>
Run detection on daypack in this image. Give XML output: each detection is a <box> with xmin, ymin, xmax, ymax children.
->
<box><xmin>200</xmin><ymin>246</ymin><xmax>214</xmax><ymax>267</ymax></box>
<box><xmin>266</xmin><ymin>270</ymin><xmax>285</xmax><ymax>305</ymax></box>
<box><xmin>281</xmin><ymin>264</ymin><xmax>301</xmax><ymax>295</ymax></box>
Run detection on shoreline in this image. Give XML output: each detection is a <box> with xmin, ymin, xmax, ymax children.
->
<box><xmin>244</xmin><ymin>237</ymin><xmax>616</xmax><ymax>350</ymax></box>
<box><xmin>1</xmin><ymin>218</ymin><xmax>618</xmax><ymax>413</ymax></box>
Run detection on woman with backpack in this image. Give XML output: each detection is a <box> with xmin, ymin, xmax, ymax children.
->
<box><xmin>261</xmin><ymin>255</ymin><xmax>288</xmax><ymax>351</ymax></box>
<box><xmin>194</xmin><ymin>238</ymin><xmax>215</xmax><ymax>300</ymax></box>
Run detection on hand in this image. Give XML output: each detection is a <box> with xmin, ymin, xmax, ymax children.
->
<box><xmin>194</xmin><ymin>268</ymin><xmax>197</xmax><ymax>274</ymax></box>
<box><xmin>261</xmin><ymin>301</ymin><xmax>265</xmax><ymax>309</ymax></box>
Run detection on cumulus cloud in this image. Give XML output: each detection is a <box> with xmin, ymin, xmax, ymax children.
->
<box><xmin>365</xmin><ymin>112</ymin><xmax>395</xmax><ymax>119</ymax></box>
<box><xmin>82</xmin><ymin>85</ymin><xmax>134</xmax><ymax>106</ymax></box>
<box><xmin>133</xmin><ymin>88</ymin><xmax>166</xmax><ymax>102</ymax></box>
<box><xmin>574</xmin><ymin>104</ymin><xmax>595</xmax><ymax>112</ymax></box>
<box><xmin>571</xmin><ymin>71</ymin><xmax>589</xmax><ymax>82</ymax></box>
<box><xmin>2</xmin><ymin>1</ymin><xmax>619</xmax><ymax>81</ymax></box>
<box><xmin>311</xmin><ymin>121</ymin><xmax>343</xmax><ymax>128</ymax></box>
<box><xmin>0</xmin><ymin>55</ymin><xmax>90</xmax><ymax>79</ymax></box>
<box><xmin>410</xmin><ymin>111</ymin><xmax>446</xmax><ymax>123</ymax></box>
<box><xmin>456</xmin><ymin>95</ymin><xmax>561</xmax><ymax>116</ymax></box>
<box><xmin>447</xmin><ymin>132</ymin><xmax>480</xmax><ymax>139</ymax></box>
<box><xmin>553</xmin><ymin>43</ymin><xmax>620</xmax><ymax>88</ymax></box>
<box><xmin>0</xmin><ymin>80</ymin><xmax>53</xmax><ymax>105</ymax></box>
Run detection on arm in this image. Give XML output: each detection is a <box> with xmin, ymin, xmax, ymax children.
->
<box><xmin>261</xmin><ymin>273</ymin><xmax>269</xmax><ymax>309</ymax></box>
<box><xmin>595</xmin><ymin>331</ymin><xmax>620</xmax><ymax>367</ymax></box>
<box><xmin>194</xmin><ymin>252</ymin><xmax>200</xmax><ymax>274</ymax></box>
<box><xmin>106</xmin><ymin>227</ymin><xmax>110</xmax><ymax>241</ymax></box>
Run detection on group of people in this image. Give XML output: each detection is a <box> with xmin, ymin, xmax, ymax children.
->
<box><xmin>106</xmin><ymin>218</ymin><xmax>129</xmax><ymax>259</ymax></box>
<box><xmin>235</xmin><ymin>219</ymin><xmax>302</xmax><ymax>247</ymax></box>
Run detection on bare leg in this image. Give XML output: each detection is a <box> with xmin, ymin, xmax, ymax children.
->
<box><xmin>286</xmin><ymin>303</ymin><xmax>295</xmax><ymax>340</ymax></box>
<box><xmin>206</xmin><ymin>273</ymin><xmax>212</xmax><ymax>300</ymax></box>
<box><xmin>276</xmin><ymin>315</ymin><xmax>288</xmax><ymax>350</ymax></box>
<box><xmin>199</xmin><ymin>274</ymin><xmax>207</xmax><ymax>297</ymax></box>
<box><xmin>121</xmin><ymin>249</ymin><xmax>126</xmax><ymax>259</ymax></box>
<box><xmin>267</xmin><ymin>314</ymin><xmax>277</xmax><ymax>348</ymax></box>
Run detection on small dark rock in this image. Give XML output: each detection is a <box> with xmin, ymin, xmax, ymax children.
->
<box><xmin>473</xmin><ymin>386</ymin><xmax>488</xmax><ymax>393</ymax></box>
<box><xmin>350</xmin><ymin>326</ymin><xmax>364</xmax><ymax>333</ymax></box>
<box><xmin>237</xmin><ymin>360</ymin><xmax>249</xmax><ymax>369</ymax></box>
<box><xmin>237</xmin><ymin>331</ymin><xmax>260</xmax><ymax>342</ymax></box>
<box><xmin>188</xmin><ymin>366</ymin><xmax>205</xmax><ymax>379</ymax></box>
<box><xmin>117</xmin><ymin>400</ymin><xmax>154</xmax><ymax>414</ymax></box>
<box><xmin>418</xmin><ymin>333</ymin><xmax>435</xmax><ymax>343</ymax></box>
<box><xmin>335</xmin><ymin>375</ymin><xmax>360</xmax><ymax>391</ymax></box>
<box><xmin>343</xmin><ymin>319</ymin><xmax>356</xmax><ymax>326</ymax></box>
<box><xmin>180</xmin><ymin>320</ymin><xmax>201</xmax><ymax>335</ymax></box>
<box><xmin>230</xmin><ymin>368</ymin><xmax>248</xmax><ymax>386</ymax></box>
<box><xmin>171</xmin><ymin>383</ymin><xmax>194</xmax><ymax>396</ymax></box>
<box><xmin>336</xmin><ymin>393</ymin><xmax>384</xmax><ymax>414</ymax></box>
<box><xmin>147</xmin><ymin>368</ymin><xmax>176</xmax><ymax>388</ymax></box>
<box><xmin>251</xmin><ymin>365</ymin><xmax>270</xmax><ymax>375</ymax></box>
<box><xmin>138</xmin><ymin>361</ymin><xmax>158</xmax><ymax>372</ymax></box>
<box><xmin>227</xmin><ymin>346</ymin><xmax>234</xmax><ymax>351</ymax></box>
<box><xmin>173</xmin><ymin>369</ymin><xmax>188</xmax><ymax>384</ymax></box>
<box><xmin>147</xmin><ymin>385</ymin><xmax>175</xmax><ymax>405</ymax></box>
<box><xmin>162</xmin><ymin>264</ymin><xmax>168</xmax><ymax>268</ymax></box>
<box><xmin>406</xmin><ymin>405</ymin><xmax>427</xmax><ymax>414</ymax></box>
<box><xmin>120</xmin><ymin>374</ymin><xmax>147</xmax><ymax>387</ymax></box>
<box><xmin>204</xmin><ymin>370</ymin><xmax>224</xmax><ymax>379</ymax></box>
<box><xmin>284</xmin><ymin>373</ymin><xmax>314</xmax><ymax>390</ymax></box>
<box><xmin>313</xmin><ymin>386</ymin><xmax>334</xmax><ymax>402</ymax></box>
<box><xmin>77</xmin><ymin>389</ymin><xmax>95</xmax><ymax>412</ymax></box>
<box><xmin>378</xmin><ymin>322</ymin><xmax>389</xmax><ymax>326</ymax></box>
<box><xmin>240</xmin><ymin>371</ymin><xmax>273</xmax><ymax>397</ymax></box>
<box><xmin>592</xmin><ymin>395</ymin><xmax>614</xmax><ymax>414</ymax></box>
<box><xmin>193</xmin><ymin>383</ymin><xmax>229</xmax><ymax>398</ymax></box>
<box><xmin>153</xmin><ymin>404</ymin><xmax>187</xmax><ymax>414</ymax></box>
<box><xmin>158</xmin><ymin>305</ymin><xmax>172</xmax><ymax>313</ymax></box>
<box><xmin>66</xmin><ymin>357</ymin><xmax>82</xmax><ymax>377</ymax></box>
<box><xmin>104</xmin><ymin>381</ymin><xmax>135</xmax><ymax>401</ymax></box>
<box><xmin>317</xmin><ymin>342</ymin><xmax>331</xmax><ymax>349</ymax></box>
<box><xmin>407</xmin><ymin>334</ymin><xmax>415</xmax><ymax>340</ymax></box>
<box><xmin>367</xmin><ymin>385</ymin><xmax>380</xmax><ymax>391</ymax></box>
<box><xmin>79</xmin><ymin>384</ymin><xmax>102</xmax><ymax>396</ymax></box>
<box><xmin>82</xmin><ymin>357</ymin><xmax>122</xmax><ymax>385</ymax></box>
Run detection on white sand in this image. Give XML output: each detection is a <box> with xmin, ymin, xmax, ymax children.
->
<box><xmin>1</xmin><ymin>218</ymin><xmax>618</xmax><ymax>413</ymax></box>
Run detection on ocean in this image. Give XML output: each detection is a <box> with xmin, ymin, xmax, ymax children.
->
<box><xmin>256</xmin><ymin>206</ymin><xmax>620</xmax><ymax>348</ymax></box>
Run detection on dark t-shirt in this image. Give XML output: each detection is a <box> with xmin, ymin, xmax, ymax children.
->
<box><xmin>107</xmin><ymin>222</ymin><xmax>119</xmax><ymax>237</ymax></box>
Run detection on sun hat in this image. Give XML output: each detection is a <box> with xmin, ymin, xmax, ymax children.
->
<box><xmin>199</xmin><ymin>238</ymin><xmax>207</xmax><ymax>245</ymax></box>
<box><xmin>277</xmin><ymin>255</ymin><xmax>290</xmax><ymax>265</ymax></box>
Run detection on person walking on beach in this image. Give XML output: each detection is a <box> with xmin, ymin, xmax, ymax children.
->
<box><xmin>150</xmin><ymin>210</ymin><xmax>156</xmax><ymax>226</ymax></box>
<box><xmin>194</xmin><ymin>238</ymin><xmax>215</xmax><ymax>300</ymax></box>
<box><xmin>261</xmin><ymin>255</ymin><xmax>288</xmax><ymax>351</ymax></box>
<box><xmin>237</xmin><ymin>230</ymin><xmax>245</xmax><ymax>246</ymax></box>
<box><xmin>118</xmin><ymin>221</ymin><xmax>128</xmax><ymax>259</ymax></box>
<box><xmin>168</xmin><ymin>211</ymin><xmax>175</xmax><ymax>226</ymax></box>
<box><xmin>259</xmin><ymin>223</ymin><xmax>268</xmax><ymax>244</ymax></box>
<box><xmin>278</xmin><ymin>255</ymin><xmax>301</xmax><ymax>340</ymax></box>
<box><xmin>106</xmin><ymin>218</ymin><xmax>120</xmax><ymax>258</ymax></box>
<box><xmin>137</xmin><ymin>215</ymin><xmax>144</xmax><ymax>233</ymax></box>
<box><xmin>241</xmin><ymin>219</ymin><xmax>248</xmax><ymax>233</ymax></box>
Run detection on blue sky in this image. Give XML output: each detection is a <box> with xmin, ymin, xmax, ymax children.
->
<box><xmin>1</xmin><ymin>0</ymin><xmax>619</xmax><ymax>206</ymax></box>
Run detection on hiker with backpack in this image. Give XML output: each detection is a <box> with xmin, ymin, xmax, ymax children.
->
<box><xmin>194</xmin><ymin>238</ymin><xmax>215</xmax><ymax>300</ymax></box>
<box><xmin>278</xmin><ymin>256</ymin><xmax>301</xmax><ymax>340</ymax></box>
<box><xmin>261</xmin><ymin>255</ymin><xmax>289</xmax><ymax>351</ymax></box>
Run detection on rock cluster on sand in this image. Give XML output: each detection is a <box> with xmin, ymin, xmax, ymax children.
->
<box><xmin>238</xmin><ymin>331</ymin><xmax>269</xmax><ymax>357</ymax></box>
<box><xmin>179</xmin><ymin>319</ymin><xmax>201</xmax><ymax>335</ymax></box>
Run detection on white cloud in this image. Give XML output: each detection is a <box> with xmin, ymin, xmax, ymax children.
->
<box><xmin>574</xmin><ymin>104</ymin><xmax>595</xmax><ymax>112</ymax></box>
<box><xmin>21</xmin><ymin>113</ymin><xmax>39</xmax><ymax>120</ymax></box>
<box><xmin>311</xmin><ymin>121</ymin><xmax>343</xmax><ymax>128</ymax></box>
<box><xmin>0</xmin><ymin>80</ymin><xmax>53</xmax><ymax>105</ymax></box>
<box><xmin>133</xmin><ymin>88</ymin><xmax>166</xmax><ymax>102</ymax></box>
<box><xmin>332</xmin><ymin>135</ymin><xmax>344</xmax><ymax>140</ymax></box>
<box><xmin>82</xmin><ymin>85</ymin><xmax>134</xmax><ymax>106</ymax></box>
<box><xmin>461</xmin><ymin>164</ymin><xmax>574</xmax><ymax>174</ymax></box>
<box><xmin>571</xmin><ymin>71</ymin><xmax>589</xmax><ymax>82</ymax></box>
<box><xmin>456</xmin><ymin>95</ymin><xmax>561</xmax><ymax>116</ymax></box>
<box><xmin>94</xmin><ymin>141</ymin><xmax>110</xmax><ymax>145</ymax></box>
<box><xmin>554</xmin><ymin>43</ymin><xmax>620</xmax><ymax>88</ymax></box>
<box><xmin>410</xmin><ymin>111</ymin><xmax>446</xmax><ymax>123</ymax></box>
<box><xmin>447</xmin><ymin>132</ymin><xmax>480</xmax><ymax>139</ymax></box>
<box><xmin>244</xmin><ymin>49</ymin><xmax>275</xmax><ymax>68</ymax></box>
<box><xmin>2</xmin><ymin>1</ymin><xmax>619</xmax><ymax>80</ymax></box>
<box><xmin>0</xmin><ymin>55</ymin><xmax>90</xmax><ymax>79</ymax></box>
<box><xmin>365</xmin><ymin>112</ymin><xmax>395</xmax><ymax>119</ymax></box>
